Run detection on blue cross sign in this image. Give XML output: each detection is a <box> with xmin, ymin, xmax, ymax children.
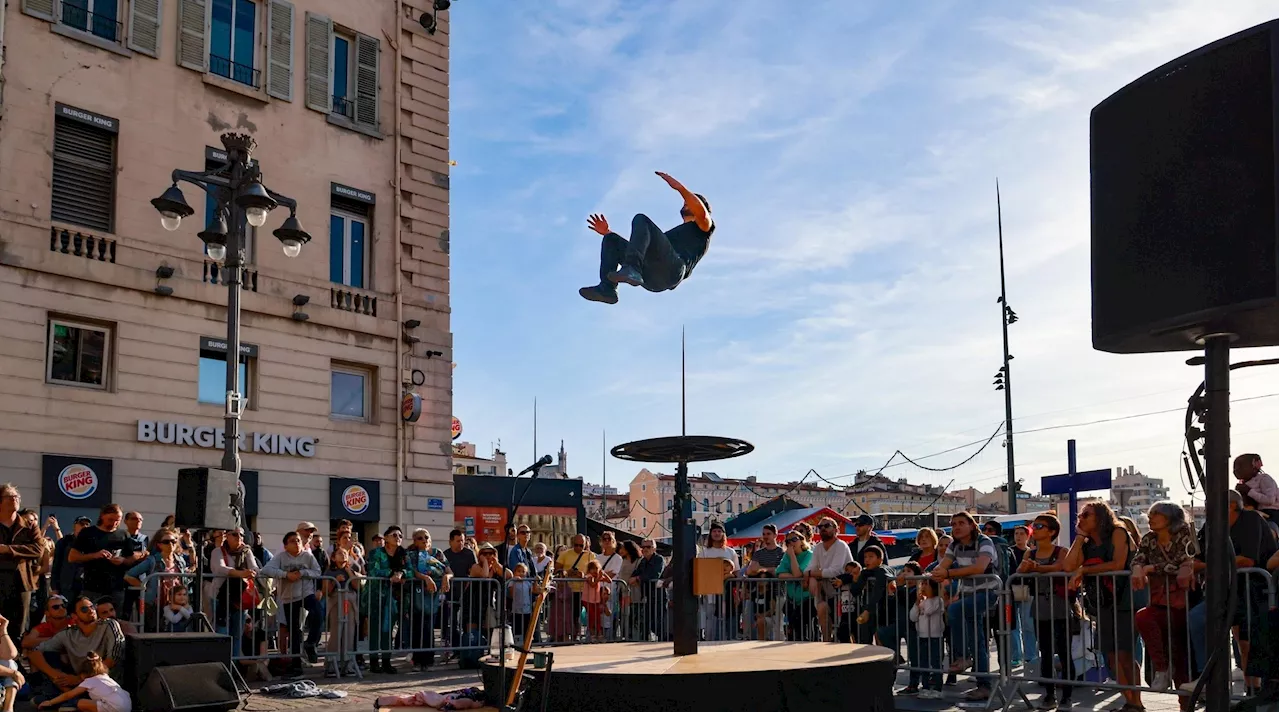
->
<box><xmin>1040</xmin><ymin>440</ymin><xmax>1111</xmax><ymax>540</ymax></box>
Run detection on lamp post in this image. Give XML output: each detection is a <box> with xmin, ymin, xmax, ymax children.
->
<box><xmin>150</xmin><ymin>132</ymin><xmax>311</xmax><ymax>478</ymax></box>
<box><xmin>995</xmin><ymin>182</ymin><xmax>1018</xmax><ymax>514</ymax></box>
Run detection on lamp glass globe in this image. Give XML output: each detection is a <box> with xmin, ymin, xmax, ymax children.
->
<box><xmin>206</xmin><ymin>243</ymin><xmax>227</xmax><ymax>262</ymax></box>
<box><xmin>245</xmin><ymin>206</ymin><xmax>269</xmax><ymax>227</ymax></box>
<box><xmin>282</xmin><ymin>240</ymin><xmax>302</xmax><ymax>258</ymax></box>
<box><xmin>160</xmin><ymin>213</ymin><xmax>182</xmax><ymax>231</ymax></box>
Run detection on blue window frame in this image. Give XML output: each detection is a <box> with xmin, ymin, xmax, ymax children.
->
<box><xmin>329</xmin><ymin>209</ymin><xmax>367</xmax><ymax>289</ymax></box>
<box><xmin>210</xmin><ymin>0</ymin><xmax>258</xmax><ymax>88</ymax></box>
<box><xmin>61</xmin><ymin>0</ymin><xmax>120</xmax><ymax>42</ymax></box>
<box><xmin>331</xmin><ymin>34</ymin><xmax>354</xmax><ymax>117</ymax></box>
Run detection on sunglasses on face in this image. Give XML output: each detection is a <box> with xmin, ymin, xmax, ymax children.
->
<box><xmin>818</xmin><ymin>524</ymin><xmax>835</xmax><ymax>529</ymax></box>
<box><xmin>49</xmin><ymin>603</ymin><xmax>65</xmax><ymax>610</ymax></box>
<box><xmin>387</xmin><ymin>533</ymin><xmax>402</xmax><ymax>538</ymax></box>
<box><xmin>159</xmin><ymin>539</ymin><xmax>176</xmax><ymax>545</ymax></box>
<box><xmin>77</xmin><ymin>606</ymin><xmax>94</xmax><ymax>614</ymax></box>
<box><xmin>1031</xmin><ymin>523</ymin><xmax>1047</xmax><ymax>531</ymax></box>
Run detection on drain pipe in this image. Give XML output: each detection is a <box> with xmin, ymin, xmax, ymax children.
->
<box><xmin>387</xmin><ymin>5</ymin><xmax>406</xmax><ymax>531</ymax></box>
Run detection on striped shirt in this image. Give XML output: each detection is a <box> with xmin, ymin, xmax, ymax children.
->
<box><xmin>942</xmin><ymin>533</ymin><xmax>1001</xmax><ymax>593</ymax></box>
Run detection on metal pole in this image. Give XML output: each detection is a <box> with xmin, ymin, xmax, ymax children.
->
<box><xmin>221</xmin><ymin>153</ymin><xmax>244</xmax><ymax>479</ymax></box>
<box><xmin>1202</xmin><ymin>335</ymin><xmax>1232</xmax><ymax>712</ymax></box>
<box><xmin>672</xmin><ymin>460</ymin><xmax>696</xmax><ymax>656</ymax></box>
<box><xmin>998</xmin><ymin>183</ymin><xmax>1017</xmax><ymax>514</ymax></box>
<box><xmin>1066</xmin><ymin>440</ymin><xmax>1078</xmax><ymax>548</ymax></box>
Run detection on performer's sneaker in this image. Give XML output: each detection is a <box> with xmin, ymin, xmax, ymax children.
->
<box><xmin>608</xmin><ymin>265</ymin><xmax>645</xmax><ymax>287</ymax></box>
<box><xmin>579</xmin><ymin>285</ymin><xmax>618</xmax><ymax>304</ymax></box>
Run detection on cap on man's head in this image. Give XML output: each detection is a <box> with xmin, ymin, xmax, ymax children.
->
<box><xmin>296</xmin><ymin>521</ymin><xmax>318</xmax><ymax>532</ymax></box>
<box><xmin>74</xmin><ymin>516</ymin><xmax>92</xmax><ymax>525</ymax></box>
<box><xmin>853</xmin><ymin>514</ymin><xmax>874</xmax><ymax>527</ymax></box>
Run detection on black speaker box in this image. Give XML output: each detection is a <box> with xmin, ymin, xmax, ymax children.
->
<box><xmin>139</xmin><ymin>662</ymin><xmax>239</xmax><ymax>712</ymax></box>
<box><xmin>1090</xmin><ymin>20</ymin><xmax>1278</xmax><ymax>354</ymax></box>
<box><xmin>124</xmin><ymin>631</ymin><xmax>235</xmax><ymax>696</ymax></box>
<box><xmin>175</xmin><ymin>467</ymin><xmax>241</xmax><ymax>530</ymax></box>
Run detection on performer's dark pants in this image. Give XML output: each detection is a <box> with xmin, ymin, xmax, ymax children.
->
<box><xmin>0</xmin><ymin>573</ymin><xmax>28</xmax><ymax>646</ymax></box>
<box><xmin>598</xmin><ymin>214</ymin><xmax>684</xmax><ymax>290</ymax></box>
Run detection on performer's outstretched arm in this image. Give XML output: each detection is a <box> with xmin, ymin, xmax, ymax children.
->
<box><xmin>656</xmin><ymin>172</ymin><xmax>712</xmax><ymax>232</ymax></box>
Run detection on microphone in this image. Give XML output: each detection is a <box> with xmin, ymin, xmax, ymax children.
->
<box><xmin>515</xmin><ymin>454</ymin><xmax>553</xmax><ymax>477</ymax></box>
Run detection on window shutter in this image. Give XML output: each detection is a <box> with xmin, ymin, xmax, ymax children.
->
<box><xmin>177</xmin><ymin>0</ymin><xmax>208</xmax><ymax>72</ymax></box>
<box><xmin>266</xmin><ymin>0</ymin><xmax>294</xmax><ymax>101</ymax></box>
<box><xmin>354</xmin><ymin>34</ymin><xmax>380</xmax><ymax>130</ymax></box>
<box><xmin>304</xmin><ymin>12</ymin><xmax>332</xmax><ymax>113</ymax></box>
<box><xmin>127</xmin><ymin>0</ymin><xmax>163</xmax><ymax>57</ymax></box>
<box><xmin>21</xmin><ymin>0</ymin><xmax>55</xmax><ymax>21</ymax></box>
<box><xmin>51</xmin><ymin>118</ymin><xmax>116</xmax><ymax>233</ymax></box>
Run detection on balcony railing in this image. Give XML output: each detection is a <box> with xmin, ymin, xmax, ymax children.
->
<box><xmin>50</xmin><ymin>227</ymin><xmax>116</xmax><ymax>264</ymax></box>
<box><xmin>331</xmin><ymin>95</ymin><xmax>356</xmax><ymax>120</ymax></box>
<box><xmin>209</xmin><ymin>55</ymin><xmax>261</xmax><ymax>89</ymax></box>
<box><xmin>60</xmin><ymin>3</ymin><xmax>123</xmax><ymax>43</ymax></box>
<box><xmin>204</xmin><ymin>261</ymin><xmax>259</xmax><ymax>292</ymax></box>
<box><xmin>331</xmin><ymin>287</ymin><xmax>377</xmax><ymax>317</ymax></box>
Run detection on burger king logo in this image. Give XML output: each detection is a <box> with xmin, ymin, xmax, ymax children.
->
<box><xmin>451</xmin><ymin>416</ymin><xmax>462</xmax><ymax>441</ymax></box>
<box><xmin>58</xmin><ymin>464</ymin><xmax>98</xmax><ymax>500</ymax></box>
<box><xmin>342</xmin><ymin>485</ymin><xmax>369</xmax><ymax>515</ymax></box>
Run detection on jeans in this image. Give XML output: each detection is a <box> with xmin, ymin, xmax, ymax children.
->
<box><xmin>1188</xmin><ymin>600</ymin><xmax>1208</xmax><ymax>673</ymax></box>
<box><xmin>303</xmin><ymin>594</ymin><xmax>322</xmax><ymax>647</ymax></box>
<box><xmin>597</xmin><ymin>214</ymin><xmax>686</xmax><ymax>291</ymax></box>
<box><xmin>1011</xmin><ymin>602</ymin><xmax>1038</xmax><ymax>664</ymax></box>
<box><xmin>215</xmin><ymin>606</ymin><xmax>246</xmax><ymax>641</ymax></box>
<box><xmin>1036</xmin><ymin>617</ymin><xmax>1075</xmax><ymax>700</ymax></box>
<box><xmin>919</xmin><ymin>637</ymin><xmax>944</xmax><ymax>690</ymax></box>
<box><xmin>947</xmin><ymin>591</ymin><xmax>995</xmax><ymax>688</ymax></box>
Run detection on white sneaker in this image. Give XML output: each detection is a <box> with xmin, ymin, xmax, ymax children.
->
<box><xmin>1180</xmin><ymin>678</ymin><xmax>1200</xmax><ymax>693</ymax></box>
<box><xmin>1152</xmin><ymin>670</ymin><xmax>1171</xmax><ymax>691</ymax></box>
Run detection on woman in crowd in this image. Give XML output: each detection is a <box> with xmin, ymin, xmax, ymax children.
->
<box><xmin>124</xmin><ymin>527</ymin><xmax>189</xmax><ymax>632</ymax></box>
<box><xmin>616</xmin><ymin>541</ymin><xmax>641</xmax><ymax>639</ymax></box>
<box><xmin>470</xmin><ymin>544</ymin><xmax>510</xmax><ymax>642</ymax></box>
<box><xmin>911</xmin><ymin>528</ymin><xmax>940</xmax><ymax>570</ymax></box>
<box><xmin>366</xmin><ymin>526</ymin><xmax>408</xmax><ymax>674</ymax></box>
<box><xmin>775</xmin><ymin>529</ymin><xmax>814</xmax><ymax>641</ymax></box>
<box><xmin>1064</xmin><ymin>501</ymin><xmax>1140</xmax><ymax>712</ymax></box>
<box><xmin>1018</xmin><ymin>514</ymin><xmax>1074</xmax><ymax>711</ymax></box>
<box><xmin>404</xmin><ymin>529</ymin><xmax>447</xmax><ymax>671</ymax></box>
<box><xmin>1131</xmin><ymin>501</ymin><xmax>1197</xmax><ymax>696</ymax></box>
<box><xmin>334</xmin><ymin>530</ymin><xmax>364</xmax><ymax>574</ymax></box>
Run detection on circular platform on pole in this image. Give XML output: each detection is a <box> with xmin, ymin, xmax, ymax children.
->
<box><xmin>610</xmin><ymin>435</ymin><xmax>753</xmax><ymax>463</ymax></box>
<box><xmin>480</xmin><ymin>641</ymin><xmax>896</xmax><ymax>712</ymax></box>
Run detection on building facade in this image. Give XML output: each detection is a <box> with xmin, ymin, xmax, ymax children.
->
<box><xmin>451</xmin><ymin>442</ymin><xmax>507</xmax><ymax>477</ymax></box>
<box><xmin>0</xmin><ymin>0</ymin><xmax>454</xmax><ymax>547</ymax></box>
<box><xmin>626</xmin><ymin>468</ymin><xmax>848</xmax><ymax>540</ymax></box>
<box><xmin>849</xmin><ymin>473</ymin><xmax>968</xmax><ymax>515</ymax></box>
<box><xmin>1110</xmin><ymin>466</ymin><xmax>1170</xmax><ymax>518</ymax></box>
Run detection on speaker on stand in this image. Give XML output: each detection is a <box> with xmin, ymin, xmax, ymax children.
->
<box><xmin>1089</xmin><ymin>19</ymin><xmax>1278</xmax><ymax>712</ymax></box>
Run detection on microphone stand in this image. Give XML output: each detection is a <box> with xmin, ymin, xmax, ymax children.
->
<box><xmin>508</xmin><ymin>457</ymin><xmax>551</xmax><ymax>525</ymax></box>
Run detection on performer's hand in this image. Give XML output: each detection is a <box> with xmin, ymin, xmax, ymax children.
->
<box><xmin>655</xmin><ymin>171</ymin><xmax>682</xmax><ymax>190</ymax></box>
<box><xmin>587</xmin><ymin>214</ymin><xmax>611</xmax><ymax>236</ymax></box>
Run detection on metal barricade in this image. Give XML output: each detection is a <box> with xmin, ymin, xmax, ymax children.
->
<box><xmin>998</xmin><ymin>567</ymin><xmax>1277</xmax><ymax>710</ymax></box>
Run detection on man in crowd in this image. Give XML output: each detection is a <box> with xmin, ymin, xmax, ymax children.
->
<box><xmin>0</xmin><ymin>484</ymin><xmax>44</xmax><ymax>642</ymax></box>
<box><xmin>851</xmin><ymin>515</ymin><xmax>885</xmax><ymax>566</ymax></box>
<box><xmin>556</xmin><ymin>534</ymin><xmax>597</xmax><ymax>638</ymax></box>
<box><xmin>629</xmin><ymin>539</ymin><xmax>665</xmax><ymax>641</ymax></box>
<box><xmin>209</xmin><ymin>528</ymin><xmax>259</xmax><ymax>640</ymax></box>
<box><xmin>442</xmin><ymin>529</ymin><xmax>476</xmax><ymax>649</ymax></box>
<box><xmin>933</xmin><ymin>512</ymin><xmax>1001</xmax><ymax>702</ymax></box>
<box><xmin>744</xmin><ymin>524</ymin><xmax>785</xmax><ymax>640</ymax></box>
<box><xmin>806</xmin><ymin>516</ymin><xmax>853</xmax><ymax>642</ymax></box>
<box><xmin>696</xmin><ymin>522</ymin><xmax>738</xmax><ymax>640</ymax></box>
<box><xmin>69</xmin><ymin>505</ymin><xmax>142</xmax><ymax>616</ymax></box>
<box><xmin>507</xmin><ymin>526</ymin><xmax>535</xmax><ymax>577</ymax></box>
<box><xmin>22</xmin><ymin>595</ymin><xmax>71</xmax><ymax>653</ymax></box>
<box><xmin>95</xmin><ymin>597</ymin><xmax>136</xmax><ymax>636</ymax></box>
<box><xmin>29</xmin><ymin>595</ymin><xmax>125</xmax><ymax>703</ymax></box>
<box><xmin>121</xmin><ymin>512</ymin><xmax>147</xmax><ymax>624</ymax></box>
<box><xmin>496</xmin><ymin>527</ymin><xmax>519</xmax><ymax>575</ymax></box>
<box><xmin>50</xmin><ymin>516</ymin><xmax>90</xmax><ymax>599</ymax></box>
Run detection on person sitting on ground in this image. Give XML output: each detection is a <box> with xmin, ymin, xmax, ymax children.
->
<box><xmin>28</xmin><ymin>596</ymin><xmax>124</xmax><ymax>705</ymax></box>
<box><xmin>0</xmin><ymin>614</ymin><xmax>26</xmax><ymax>712</ymax></box>
<box><xmin>93</xmin><ymin>600</ymin><xmax>134</xmax><ymax>637</ymax></box>
<box><xmin>23</xmin><ymin>596</ymin><xmax>72</xmax><ymax>653</ymax></box>
<box><xmin>36</xmin><ymin>652</ymin><xmax>130</xmax><ymax>712</ymax></box>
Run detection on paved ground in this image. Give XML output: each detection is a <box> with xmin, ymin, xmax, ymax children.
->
<box><xmin>200</xmin><ymin>660</ymin><xmax>1245</xmax><ymax>712</ymax></box>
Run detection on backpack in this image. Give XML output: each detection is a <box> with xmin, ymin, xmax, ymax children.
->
<box><xmin>989</xmin><ymin>535</ymin><xmax>1015</xmax><ymax>581</ymax></box>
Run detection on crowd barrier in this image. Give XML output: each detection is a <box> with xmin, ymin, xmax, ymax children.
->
<box><xmin>113</xmin><ymin>562</ymin><xmax>1276</xmax><ymax>707</ymax></box>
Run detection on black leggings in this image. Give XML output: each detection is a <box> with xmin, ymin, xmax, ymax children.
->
<box><xmin>1036</xmin><ymin>617</ymin><xmax>1075</xmax><ymax>699</ymax></box>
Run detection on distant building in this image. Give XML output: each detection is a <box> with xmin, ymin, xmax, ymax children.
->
<box><xmin>950</xmin><ymin>485</ymin><xmax>1057</xmax><ymax>514</ymax></box>
<box><xmin>627</xmin><ymin>468</ymin><xmax>848</xmax><ymax>540</ymax></box>
<box><xmin>1110</xmin><ymin>467</ymin><xmax>1170</xmax><ymax>518</ymax></box>
<box><xmin>535</xmin><ymin>441</ymin><xmax>570</xmax><ymax>479</ymax></box>
<box><xmin>584</xmin><ymin>491</ymin><xmax>629</xmax><ymax>521</ymax></box>
<box><xmin>851</xmin><ymin>473</ymin><xmax>968</xmax><ymax>514</ymax></box>
<box><xmin>451</xmin><ymin>442</ymin><xmax>508</xmax><ymax>478</ymax></box>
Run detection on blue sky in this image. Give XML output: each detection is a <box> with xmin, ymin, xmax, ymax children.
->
<box><xmin>447</xmin><ymin>0</ymin><xmax>1278</xmax><ymax>503</ymax></box>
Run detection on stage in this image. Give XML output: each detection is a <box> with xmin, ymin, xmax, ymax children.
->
<box><xmin>480</xmin><ymin>640</ymin><xmax>897</xmax><ymax>711</ymax></box>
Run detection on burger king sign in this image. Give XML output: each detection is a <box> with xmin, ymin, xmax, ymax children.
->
<box><xmin>58</xmin><ymin>464</ymin><xmax>98</xmax><ymax>500</ymax></box>
<box><xmin>342</xmin><ymin>485</ymin><xmax>370</xmax><ymax>516</ymax></box>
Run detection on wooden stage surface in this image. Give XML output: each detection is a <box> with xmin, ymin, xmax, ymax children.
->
<box><xmin>497</xmin><ymin>639</ymin><xmax>895</xmax><ymax>676</ymax></box>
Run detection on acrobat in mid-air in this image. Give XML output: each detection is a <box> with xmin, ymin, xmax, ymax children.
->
<box><xmin>579</xmin><ymin>171</ymin><xmax>714</xmax><ymax>304</ymax></box>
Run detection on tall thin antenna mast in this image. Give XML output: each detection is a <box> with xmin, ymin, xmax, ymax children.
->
<box><xmin>533</xmin><ymin>397</ymin><xmax>538</xmax><ymax>469</ymax></box>
<box><xmin>602</xmin><ymin>429</ymin><xmax>607</xmax><ymax>502</ymax></box>
<box><xmin>681</xmin><ymin>327</ymin><xmax>687</xmax><ymax>437</ymax></box>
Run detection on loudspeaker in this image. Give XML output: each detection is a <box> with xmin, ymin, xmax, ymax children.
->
<box><xmin>1089</xmin><ymin>20</ymin><xmax>1278</xmax><ymax>354</ymax></box>
<box><xmin>175</xmin><ymin>467</ymin><xmax>242</xmax><ymax>530</ymax></box>
<box><xmin>124</xmin><ymin>631</ymin><xmax>235</xmax><ymax>695</ymax></box>
<box><xmin>139</xmin><ymin>662</ymin><xmax>239</xmax><ymax>712</ymax></box>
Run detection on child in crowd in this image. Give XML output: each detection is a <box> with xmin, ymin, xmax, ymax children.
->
<box><xmin>834</xmin><ymin>561</ymin><xmax>861</xmax><ymax>643</ymax></box>
<box><xmin>508</xmin><ymin>564</ymin><xmax>535</xmax><ymax>647</ymax></box>
<box><xmin>37</xmin><ymin>652</ymin><xmax>131</xmax><ymax>712</ymax></box>
<box><xmin>909</xmin><ymin>579</ymin><xmax>946</xmax><ymax>700</ymax></box>
<box><xmin>581</xmin><ymin>560</ymin><xmax>611</xmax><ymax>643</ymax></box>
<box><xmin>163</xmin><ymin>586</ymin><xmax>193</xmax><ymax>632</ymax></box>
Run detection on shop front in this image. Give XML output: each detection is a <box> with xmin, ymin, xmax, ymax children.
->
<box><xmin>40</xmin><ymin>454</ymin><xmax>114</xmax><ymax>532</ymax></box>
<box><xmin>329</xmin><ymin>477</ymin><xmax>381</xmax><ymax>546</ymax></box>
